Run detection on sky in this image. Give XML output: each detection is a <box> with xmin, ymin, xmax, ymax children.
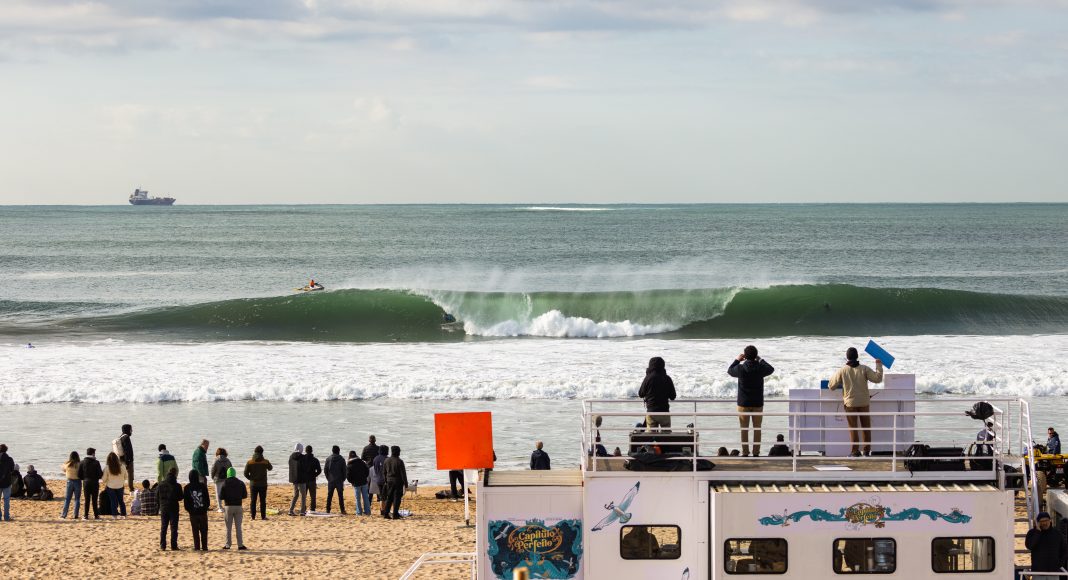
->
<box><xmin>1</xmin><ymin>0</ymin><xmax>1066</xmax><ymax>204</ymax></box>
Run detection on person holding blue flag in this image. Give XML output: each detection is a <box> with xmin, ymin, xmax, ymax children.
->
<box><xmin>828</xmin><ymin>347</ymin><xmax>883</xmax><ymax>457</ymax></box>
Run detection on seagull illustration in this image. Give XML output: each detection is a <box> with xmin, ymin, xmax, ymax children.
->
<box><xmin>681</xmin><ymin>567</ymin><xmax>690</xmax><ymax>580</ymax></box>
<box><xmin>493</xmin><ymin>526</ymin><xmax>510</xmax><ymax>541</ymax></box>
<box><xmin>592</xmin><ymin>482</ymin><xmax>640</xmax><ymax>531</ymax></box>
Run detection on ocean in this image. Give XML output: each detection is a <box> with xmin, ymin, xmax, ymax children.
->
<box><xmin>2</xmin><ymin>203</ymin><xmax>1066</xmax><ymax>483</ymax></box>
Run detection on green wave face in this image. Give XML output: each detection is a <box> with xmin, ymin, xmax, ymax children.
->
<box><xmin>6</xmin><ymin>285</ymin><xmax>1068</xmax><ymax>342</ymax></box>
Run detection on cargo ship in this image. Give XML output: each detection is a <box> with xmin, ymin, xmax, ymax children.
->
<box><xmin>128</xmin><ymin>188</ymin><xmax>175</xmax><ymax>205</ymax></box>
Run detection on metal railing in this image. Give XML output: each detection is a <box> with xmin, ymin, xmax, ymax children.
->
<box><xmin>399</xmin><ymin>552</ymin><xmax>476</xmax><ymax>580</ymax></box>
<box><xmin>581</xmin><ymin>398</ymin><xmax>1034</xmax><ymax>484</ymax></box>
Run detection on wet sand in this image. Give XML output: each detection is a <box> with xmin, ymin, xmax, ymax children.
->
<box><xmin>0</xmin><ymin>484</ymin><xmax>476</xmax><ymax>579</ymax></box>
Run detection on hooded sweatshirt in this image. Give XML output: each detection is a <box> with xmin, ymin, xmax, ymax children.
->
<box><xmin>157</xmin><ymin>471</ymin><xmax>183</xmax><ymax>514</ymax></box>
<box><xmin>530</xmin><ymin>449</ymin><xmax>551</xmax><ymax>470</ymax></box>
<box><xmin>346</xmin><ymin>456</ymin><xmax>369</xmax><ymax>487</ymax></box>
<box><xmin>210</xmin><ymin>455</ymin><xmax>233</xmax><ymax>483</ymax></box>
<box><xmin>221</xmin><ymin>470</ymin><xmax>248</xmax><ymax>507</ymax></box>
<box><xmin>156</xmin><ymin>450</ymin><xmax>178</xmax><ymax>484</ymax></box>
<box><xmin>288</xmin><ymin>443</ymin><xmax>305</xmax><ymax>484</ymax></box>
<box><xmin>727</xmin><ymin>358</ymin><xmax>776</xmax><ymax>408</ymax></box>
<box><xmin>183</xmin><ymin>470</ymin><xmax>209</xmax><ymax>514</ymax></box>
<box><xmin>244</xmin><ymin>452</ymin><xmax>273</xmax><ymax>488</ymax></box>
<box><xmin>638</xmin><ymin>366</ymin><xmax>676</xmax><ymax>413</ymax></box>
<box><xmin>324</xmin><ymin>452</ymin><xmax>346</xmax><ymax>484</ymax></box>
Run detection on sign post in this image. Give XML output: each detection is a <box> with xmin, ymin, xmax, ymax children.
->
<box><xmin>434</xmin><ymin>412</ymin><xmax>494</xmax><ymax>527</ymax></box>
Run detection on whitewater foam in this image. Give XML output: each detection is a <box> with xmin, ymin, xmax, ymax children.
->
<box><xmin>3</xmin><ymin>335</ymin><xmax>1066</xmax><ymax>404</ymax></box>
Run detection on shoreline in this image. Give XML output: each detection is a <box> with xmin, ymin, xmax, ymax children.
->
<box><xmin>0</xmin><ymin>484</ymin><xmax>476</xmax><ymax>579</ymax></box>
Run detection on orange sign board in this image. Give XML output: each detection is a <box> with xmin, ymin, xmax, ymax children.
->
<box><xmin>435</xmin><ymin>412</ymin><xmax>494</xmax><ymax>470</ymax></box>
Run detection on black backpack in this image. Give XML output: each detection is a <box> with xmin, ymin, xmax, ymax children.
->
<box><xmin>965</xmin><ymin>402</ymin><xmax>994</xmax><ymax>421</ymax></box>
<box><xmin>905</xmin><ymin>443</ymin><xmax>929</xmax><ymax>473</ymax></box>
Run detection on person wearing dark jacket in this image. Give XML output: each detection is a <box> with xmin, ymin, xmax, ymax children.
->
<box><xmin>1026</xmin><ymin>511</ymin><xmax>1068</xmax><ymax>577</ymax></box>
<box><xmin>288</xmin><ymin>443</ymin><xmax>307</xmax><ymax>516</ymax></box>
<box><xmin>767</xmin><ymin>434</ymin><xmax>792</xmax><ymax>457</ymax></box>
<box><xmin>220</xmin><ymin>467</ymin><xmax>248</xmax><ymax>550</ymax></box>
<box><xmin>117</xmin><ymin>424</ymin><xmax>135</xmax><ymax>491</ymax></box>
<box><xmin>372</xmin><ymin>445</ymin><xmax>388</xmax><ymax>505</ymax></box>
<box><xmin>530</xmin><ymin>441</ymin><xmax>551</xmax><ymax>470</ymax></box>
<box><xmin>24</xmin><ymin>465</ymin><xmax>47</xmax><ymax>499</ymax></box>
<box><xmin>381</xmin><ymin>446</ymin><xmax>408</xmax><ymax>519</ymax></box>
<box><xmin>244</xmin><ymin>446</ymin><xmax>272</xmax><ymax>520</ymax></box>
<box><xmin>637</xmin><ymin>357</ymin><xmax>676</xmax><ymax>431</ymax></box>
<box><xmin>361</xmin><ymin>435</ymin><xmax>378</xmax><ymax>465</ymax></box>
<box><xmin>302</xmin><ymin>445</ymin><xmax>322</xmax><ymax>512</ymax></box>
<box><xmin>183</xmin><ymin>470</ymin><xmax>210</xmax><ymax>551</ymax></box>
<box><xmin>346</xmin><ymin>450</ymin><xmax>371</xmax><ymax>515</ymax></box>
<box><xmin>209</xmin><ymin>447</ymin><xmax>231</xmax><ymax>513</ymax></box>
<box><xmin>324</xmin><ymin>445</ymin><xmax>347</xmax><ymax>514</ymax></box>
<box><xmin>78</xmin><ymin>448</ymin><xmax>103</xmax><ymax>520</ymax></box>
<box><xmin>9</xmin><ymin>464</ymin><xmax>25</xmax><ymax>498</ymax></box>
<box><xmin>156</xmin><ymin>468</ymin><xmax>183</xmax><ymax>551</ymax></box>
<box><xmin>0</xmin><ymin>444</ymin><xmax>13</xmax><ymax>521</ymax></box>
<box><xmin>727</xmin><ymin>345</ymin><xmax>775</xmax><ymax>457</ymax></box>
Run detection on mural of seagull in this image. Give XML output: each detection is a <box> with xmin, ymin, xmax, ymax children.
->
<box><xmin>681</xmin><ymin>567</ymin><xmax>690</xmax><ymax>580</ymax></box>
<box><xmin>592</xmin><ymin>482</ymin><xmax>640</xmax><ymax>531</ymax></box>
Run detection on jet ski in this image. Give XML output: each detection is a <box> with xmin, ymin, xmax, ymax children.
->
<box><xmin>296</xmin><ymin>283</ymin><xmax>325</xmax><ymax>292</ymax></box>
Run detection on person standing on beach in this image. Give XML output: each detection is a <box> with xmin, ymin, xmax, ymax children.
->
<box><xmin>115</xmin><ymin>424</ymin><xmax>135</xmax><ymax>492</ymax></box>
<box><xmin>78</xmin><ymin>448</ymin><xmax>103</xmax><ymax>520</ymax></box>
<box><xmin>530</xmin><ymin>442</ymin><xmax>551</xmax><ymax>470</ymax></box>
<box><xmin>183</xmin><ymin>469</ymin><xmax>209</xmax><ymax>551</ymax></box>
<box><xmin>102</xmin><ymin>452</ymin><xmax>128</xmax><ymax>518</ymax></box>
<box><xmin>449</xmin><ymin>470</ymin><xmax>465</xmax><ymax>500</ymax></box>
<box><xmin>324</xmin><ymin>445</ymin><xmax>347</xmax><ymax>514</ymax></box>
<box><xmin>220</xmin><ymin>467</ymin><xmax>248</xmax><ymax>550</ymax></box>
<box><xmin>210</xmin><ymin>448</ymin><xmax>232</xmax><ymax>513</ymax></box>
<box><xmin>828</xmin><ymin>347</ymin><xmax>884</xmax><ymax>457</ymax></box>
<box><xmin>381</xmin><ymin>446</ymin><xmax>408</xmax><ymax>520</ymax></box>
<box><xmin>361</xmin><ymin>436</ymin><xmax>378</xmax><ymax>465</ymax></box>
<box><xmin>638</xmin><ymin>357</ymin><xmax>676</xmax><ymax>431</ymax></box>
<box><xmin>372</xmin><ymin>445</ymin><xmax>388</xmax><ymax>507</ymax></box>
<box><xmin>727</xmin><ymin>345</ymin><xmax>775</xmax><ymax>457</ymax></box>
<box><xmin>59</xmin><ymin>451</ymin><xmax>82</xmax><ymax>520</ymax></box>
<box><xmin>346</xmin><ymin>450</ymin><xmax>370</xmax><ymax>516</ymax></box>
<box><xmin>157</xmin><ymin>468</ymin><xmax>182</xmax><ymax>550</ymax></box>
<box><xmin>156</xmin><ymin>445</ymin><xmax>178</xmax><ymax>484</ymax></box>
<box><xmin>192</xmin><ymin>440</ymin><xmax>210</xmax><ymax>485</ymax></box>
<box><xmin>0</xmin><ymin>444</ymin><xmax>14</xmax><ymax>521</ymax></box>
<box><xmin>288</xmin><ymin>443</ymin><xmax>308</xmax><ymax>516</ymax></box>
<box><xmin>302</xmin><ymin>445</ymin><xmax>322</xmax><ymax>512</ymax></box>
<box><xmin>244</xmin><ymin>446</ymin><xmax>272</xmax><ymax>520</ymax></box>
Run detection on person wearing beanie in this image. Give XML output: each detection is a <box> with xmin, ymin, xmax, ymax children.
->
<box><xmin>1026</xmin><ymin>511</ymin><xmax>1067</xmax><ymax>577</ymax></box>
<box><xmin>244</xmin><ymin>446</ymin><xmax>272</xmax><ymax>520</ymax></box>
<box><xmin>23</xmin><ymin>465</ymin><xmax>47</xmax><ymax>500</ymax></box>
<box><xmin>183</xmin><ymin>469</ymin><xmax>210</xmax><ymax>551</ymax></box>
<box><xmin>828</xmin><ymin>346</ymin><xmax>884</xmax><ymax>457</ymax></box>
<box><xmin>288</xmin><ymin>442</ymin><xmax>307</xmax><ymax>516</ymax></box>
<box><xmin>220</xmin><ymin>466</ymin><xmax>248</xmax><ymax>550</ymax></box>
<box><xmin>324</xmin><ymin>445</ymin><xmax>347</xmax><ymax>514</ymax></box>
<box><xmin>156</xmin><ymin>467</ymin><xmax>183</xmax><ymax>550</ymax></box>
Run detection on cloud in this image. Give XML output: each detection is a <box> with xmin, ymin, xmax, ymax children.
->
<box><xmin>523</xmin><ymin>75</ymin><xmax>571</xmax><ymax>90</ymax></box>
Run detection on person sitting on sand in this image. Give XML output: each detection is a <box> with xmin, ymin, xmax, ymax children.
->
<box><xmin>183</xmin><ymin>469</ymin><xmax>210</xmax><ymax>551</ymax></box>
<box><xmin>382</xmin><ymin>446</ymin><xmax>409</xmax><ymax>520</ymax></box>
<box><xmin>157</xmin><ymin>468</ymin><xmax>182</xmax><ymax>550</ymax></box>
<box><xmin>530</xmin><ymin>441</ymin><xmax>551</xmax><ymax>470</ymax></box>
<box><xmin>23</xmin><ymin>465</ymin><xmax>48</xmax><ymax>500</ymax></box>
<box><xmin>220</xmin><ymin>467</ymin><xmax>248</xmax><ymax>550</ymax></box>
<box><xmin>9</xmin><ymin>464</ymin><xmax>25</xmax><ymax>498</ymax></box>
<box><xmin>140</xmin><ymin>479</ymin><xmax>159</xmax><ymax>516</ymax></box>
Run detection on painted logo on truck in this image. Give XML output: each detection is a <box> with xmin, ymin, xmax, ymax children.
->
<box><xmin>488</xmin><ymin>518</ymin><xmax>583</xmax><ymax>579</ymax></box>
<box><xmin>759</xmin><ymin>501</ymin><xmax>971</xmax><ymax>529</ymax></box>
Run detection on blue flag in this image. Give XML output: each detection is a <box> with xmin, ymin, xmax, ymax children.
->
<box><xmin>865</xmin><ymin>339</ymin><xmax>895</xmax><ymax>369</ymax></box>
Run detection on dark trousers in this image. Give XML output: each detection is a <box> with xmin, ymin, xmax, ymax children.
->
<box><xmin>449</xmin><ymin>470</ymin><xmax>465</xmax><ymax>498</ymax></box>
<box><xmin>188</xmin><ymin>512</ymin><xmax>208</xmax><ymax>550</ymax></box>
<box><xmin>250</xmin><ymin>486</ymin><xmax>267</xmax><ymax>519</ymax></box>
<box><xmin>83</xmin><ymin>483</ymin><xmax>100</xmax><ymax>519</ymax></box>
<box><xmin>382</xmin><ymin>482</ymin><xmax>403</xmax><ymax>516</ymax></box>
<box><xmin>124</xmin><ymin>459</ymin><xmax>134</xmax><ymax>491</ymax></box>
<box><xmin>160</xmin><ymin>510</ymin><xmax>179</xmax><ymax>549</ymax></box>
<box><xmin>326</xmin><ymin>481</ymin><xmax>345</xmax><ymax>513</ymax></box>
<box><xmin>308</xmin><ymin>483</ymin><xmax>317</xmax><ymax>511</ymax></box>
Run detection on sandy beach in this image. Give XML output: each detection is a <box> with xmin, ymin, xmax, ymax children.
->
<box><xmin>0</xmin><ymin>484</ymin><xmax>476</xmax><ymax>579</ymax></box>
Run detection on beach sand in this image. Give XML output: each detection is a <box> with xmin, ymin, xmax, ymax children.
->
<box><xmin>0</xmin><ymin>484</ymin><xmax>476</xmax><ymax>579</ymax></box>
